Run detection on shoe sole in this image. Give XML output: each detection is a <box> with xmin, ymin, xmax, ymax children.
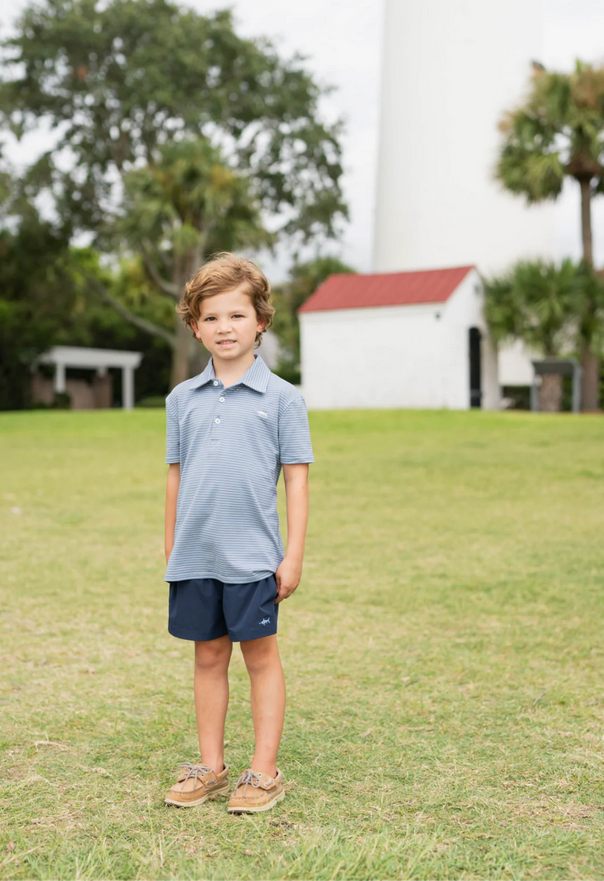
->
<box><xmin>227</xmin><ymin>789</ymin><xmax>285</xmax><ymax>814</ymax></box>
<box><xmin>165</xmin><ymin>781</ymin><xmax>230</xmax><ymax>807</ymax></box>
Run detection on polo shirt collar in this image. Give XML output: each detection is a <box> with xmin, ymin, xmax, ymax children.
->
<box><xmin>239</xmin><ymin>354</ymin><xmax>271</xmax><ymax>393</ymax></box>
<box><xmin>189</xmin><ymin>354</ymin><xmax>270</xmax><ymax>393</ymax></box>
<box><xmin>190</xmin><ymin>358</ymin><xmax>216</xmax><ymax>389</ymax></box>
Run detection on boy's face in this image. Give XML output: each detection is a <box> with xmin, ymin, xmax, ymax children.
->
<box><xmin>191</xmin><ymin>284</ymin><xmax>265</xmax><ymax>364</ymax></box>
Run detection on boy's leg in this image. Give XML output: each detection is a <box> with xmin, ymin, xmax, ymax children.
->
<box><xmin>194</xmin><ymin>635</ymin><xmax>232</xmax><ymax>770</ymax></box>
<box><xmin>239</xmin><ymin>634</ymin><xmax>285</xmax><ymax>778</ymax></box>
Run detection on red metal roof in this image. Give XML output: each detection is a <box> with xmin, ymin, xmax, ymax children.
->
<box><xmin>298</xmin><ymin>265</ymin><xmax>475</xmax><ymax>314</ymax></box>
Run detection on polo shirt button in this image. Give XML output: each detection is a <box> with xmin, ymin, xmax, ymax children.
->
<box><xmin>213</xmin><ymin>381</ymin><xmax>219</xmax><ymax>387</ymax></box>
<box><xmin>219</xmin><ymin>396</ymin><xmax>225</xmax><ymax>402</ymax></box>
<box><xmin>215</xmin><ymin>418</ymin><xmax>221</xmax><ymax>424</ymax></box>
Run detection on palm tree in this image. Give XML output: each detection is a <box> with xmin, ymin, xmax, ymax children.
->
<box><xmin>112</xmin><ymin>137</ymin><xmax>273</xmax><ymax>388</ymax></box>
<box><xmin>483</xmin><ymin>259</ymin><xmax>586</xmax><ymax>411</ymax></box>
<box><xmin>497</xmin><ymin>62</ymin><xmax>604</xmax><ymax>409</ymax></box>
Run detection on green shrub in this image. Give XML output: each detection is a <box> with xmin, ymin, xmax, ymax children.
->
<box><xmin>51</xmin><ymin>391</ymin><xmax>72</xmax><ymax>409</ymax></box>
<box><xmin>136</xmin><ymin>396</ymin><xmax>166</xmax><ymax>408</ymax></box>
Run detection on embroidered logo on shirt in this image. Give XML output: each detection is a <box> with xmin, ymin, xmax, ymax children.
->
<box><xmin>257</xmin><ymin>410</ymin><xmax>269</xmax><ymax>418</ymax></box>
<box><xmin>259</xmin><ymin>617</ymin><xmax>271</xmax><ymax>626</ymax></box>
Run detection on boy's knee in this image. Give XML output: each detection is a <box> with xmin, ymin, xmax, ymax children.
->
<box><xmin>194</xmin><ymin>637</ymin><xmax>231</xmax><ymax>670</ymax></box>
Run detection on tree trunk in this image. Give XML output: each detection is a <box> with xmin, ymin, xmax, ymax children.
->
<box><xmin>579</xmin><ymin>177</ymin><xmax>593</xmax><ymax>266</ymax></box>
<box><xmin>580</xmin><ymin>346</ymin><xmax>600</xmax><ymax>411</ymax></box>
<box><xmin>577</xmin><ymin>177</ymin><xmax>600</xmax><ymax>410</ymax></box>
<box><xmin>168</xmin><ymin>245</ymin><xmax>209</xmax><ymax>389</ymax></box>
<box><xmin>170</xmin><ymin>317</ymin><xmax>193</xmax><ymax>389</ymax></box>
<box><xmin>538</xmin><ymin>373</ymin><xmax>563</xmax><ymax>412</ymax></box>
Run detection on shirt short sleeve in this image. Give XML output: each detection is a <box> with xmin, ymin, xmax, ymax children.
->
<box><xmin>278</xmin><ymin>395</ymin><xmax>314</xmax><ymax>464</ymax></box>
<box><xmin>165</xmin><ymin>392</ymin><xmax>180</xmax><ymax>464</ymax></box>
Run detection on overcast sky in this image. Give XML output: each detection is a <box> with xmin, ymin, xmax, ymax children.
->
<box><xmin>1</xmin><ymin>0</ymin><xmax>604</xmax><ymax>279</ymax></box>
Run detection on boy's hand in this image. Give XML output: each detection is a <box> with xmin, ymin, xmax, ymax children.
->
<box><xmin>275</xmin><ymin>555</ymin><xmax>302</xmax><ymax>603</ymax></box>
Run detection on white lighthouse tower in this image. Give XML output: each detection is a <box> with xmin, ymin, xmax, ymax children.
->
<box><xmin>373</xmin><ymin>0</ymin><xmax>555</xmax><ymax>276</ymax></box>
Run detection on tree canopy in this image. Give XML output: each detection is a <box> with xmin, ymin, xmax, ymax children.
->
<box><xmin>484</xmin><ymin>258</ymin><xmax>604</xmax><ymax>410</ymax></box>
<box><xmin>1</xmin><ymin>0</ymin><xmax>347</xmax><ymax>243</ymax></box>
<box><xmin>0</xmin><ymin>0</ymin><xmax>349</xmax><ymax>393</ymax></box>
<box><xmin>0</xmin><ymin>210</ymin><xmax>74</xmax><ymax>410</ymax></box>
<box><xmin>113</xmin><ymin>136</ymin><xmax>274</xmax><ymax>384</ymax></box>
<box><xmin>484</xmin><ymin>259</ymin><xmax>584</xmax><ymax>355</ymax></box>
<box><xmin>497</xmin><ymin>62</ymin><xmax>604</xmax><ymax>229</ymax></box>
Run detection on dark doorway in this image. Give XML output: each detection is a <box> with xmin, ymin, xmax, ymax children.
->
<box><xmin>469</xmin><ymin>327</ymin><xmax>482</xmax><ymax>408</ymax></box>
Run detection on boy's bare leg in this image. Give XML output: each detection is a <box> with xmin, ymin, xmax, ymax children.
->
<box><xmin>240</xmin><ymin>634</ymin><xmax>285</xmax><ymax>778</ymax></box>
<box><xmin>194</xmin><ymin>636</ymin><xmax>232</xmax><ymax>771</ymax></box>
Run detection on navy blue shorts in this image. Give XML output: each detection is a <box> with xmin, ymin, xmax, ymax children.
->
<box><xmin>168</xmin><ymin>574</ymin><xmax>279</xmax><ymax>643</ymax></box>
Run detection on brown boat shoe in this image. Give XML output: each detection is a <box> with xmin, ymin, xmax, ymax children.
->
<box><xmin>227</xmin><ymin>768</ymin><xmax>285</xmax><ymax>814</ymax></box>
<box><xmin>164</xmin><ymin>762</ymin><xmax>230</xmax><ymax>807</ymax></box>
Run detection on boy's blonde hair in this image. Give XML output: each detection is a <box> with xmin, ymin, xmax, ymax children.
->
<box><xmin>176</xmin><ymin>252</ymin><xmax>274</xmax><ymax>348</ymax></box>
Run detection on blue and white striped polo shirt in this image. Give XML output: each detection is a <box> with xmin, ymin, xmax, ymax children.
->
<box><xmin>164</xmin><ymin>354</ymin><xmax>314</xmax><ymax>584</ymax></box>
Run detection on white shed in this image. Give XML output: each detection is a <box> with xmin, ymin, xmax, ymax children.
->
<box><xmin>298</xmin><ymin>266</ymin><xmax>500</xmax><ymax>410</ymax></box>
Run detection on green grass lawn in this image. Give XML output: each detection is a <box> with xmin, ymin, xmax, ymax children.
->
<box><xmin>1</xmin><ymin>408</ymin><xmax>604</xmax><ymax>881</ymax></box>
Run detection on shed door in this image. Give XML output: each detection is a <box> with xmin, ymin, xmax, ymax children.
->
<box><xmin>469</xmin><ymin>327</ymin><xmax>482</xmax><ymax>408</ymax></box>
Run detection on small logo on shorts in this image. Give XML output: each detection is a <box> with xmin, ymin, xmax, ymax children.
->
<box><xmin>259</xmin><ymin>617</ymin><xmax>271</xmax><ymax>626</ymax></box>
<box><xmin>257</xmin><ymin>409</ymin><xmax>268</xmax><ymax>418</ymax></box>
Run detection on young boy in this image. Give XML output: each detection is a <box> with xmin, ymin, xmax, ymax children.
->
<box><xmin>163</xmin><ymin>252</ymin><xmax>313</xmax><ymax>814</ymax></box>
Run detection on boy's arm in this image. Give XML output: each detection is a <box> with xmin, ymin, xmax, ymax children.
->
<box><xmin>165</xmin><ymin>462</ymin><xmax>181</xmax><ymax>564</ymax></box>
<box><xmin>275</xmin><ymin>463</ymin><xmax>309</xmax><ymax>603</ymax></box>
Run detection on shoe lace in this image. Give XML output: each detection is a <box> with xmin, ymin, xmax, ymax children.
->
<box><xmin>236</xmin><ymin>769</ymin><xmax>262</xmax><ymax>796</ymax></box>
<box><xmin>178</xmin><ymin>762</ymin><xmax>214</xmax><ymax>787</ymax></box>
